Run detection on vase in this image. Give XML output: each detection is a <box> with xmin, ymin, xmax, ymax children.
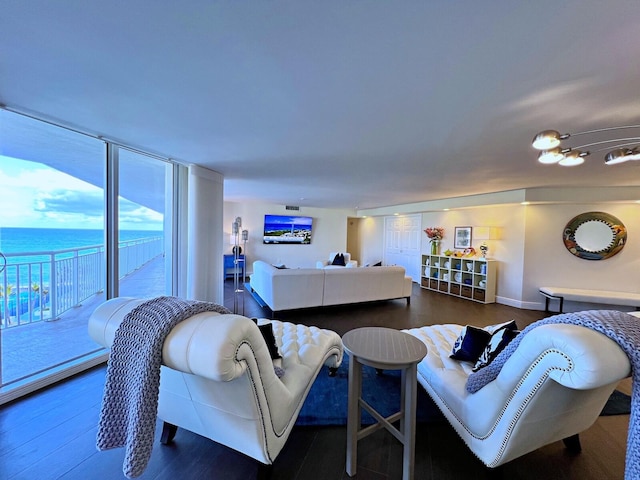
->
<box><xmin>431</xmin><ymin>240</ymin><xmax>440</xmax><ymax>255</ymax></box>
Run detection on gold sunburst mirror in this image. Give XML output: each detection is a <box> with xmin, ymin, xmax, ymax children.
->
<box><xmin>563</xmin><ymin>212</ymin><xmax>627</xmax><ymax>260</ymax></box>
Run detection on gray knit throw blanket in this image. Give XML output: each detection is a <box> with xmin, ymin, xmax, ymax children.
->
<box><xmin>96</xmin><ymin>296</ymin><xmax>231</xmax><ymax>478</ymax></box>
<box><xmin>466</xmin><ymin>310</ymin><xmax>639</xmax><ymax>480</ymax></box>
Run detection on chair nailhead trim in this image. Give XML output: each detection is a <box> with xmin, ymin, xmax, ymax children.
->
<box><xmin>235</xmin><ymin>321</ymin><xmax>343</xmax><ymax>463</ymax></box>
<box><xmin>423</xmin><ymin>348</ymin><xmax>573</xmax><ymax>467</ymax></box>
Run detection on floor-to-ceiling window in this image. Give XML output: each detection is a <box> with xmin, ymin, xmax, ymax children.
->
<box><xmin>0</xmin><ymin>109</ymin><xmax>175</xmax><ymax>404</ymax></box>
<box><xmin>117</xmin><ymin>148</ymin><xmax>173</xmax><ymax>298</ymax></box>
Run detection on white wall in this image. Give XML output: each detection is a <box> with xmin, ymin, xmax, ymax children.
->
<box><xmin>360</xmin><ymin>208</ymin><xmax>525</xmax><ymax>294</ymax></box>
<box><xmin>418</xmin><ymin>206</ymin><xmax>526</xmax><ymax>307</ymax></box>
<box><xmin>224</xmin><ymin>190</ymin><xmax>640</xmax><ymax>311</ymax></box>
<box><xmin>522</xmin><ymin>203</ymin><xmax>640</xmax><ymax>310</ymax></box>
<box><xmin>224</xmin><ymin>201</ymin><xmax>355</xmax><ymax>270</ymax></box>
<box><xmin>359</xmin><ymin>201</ymin><xmax>639</xmax><ymax>311</ymax></box>
<box><xmin>358</xmin><ymin>217</ymin><xmax>385</xmax><ymax>266</ymax></box>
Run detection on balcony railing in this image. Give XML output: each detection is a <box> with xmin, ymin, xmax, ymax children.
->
<box><xmin>0</xmin><ymin>236</ymin><xmax>163</xmax><ymax>328</ymax></box>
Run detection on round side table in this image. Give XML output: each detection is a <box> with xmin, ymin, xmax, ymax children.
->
<box><xmin>342</xmin><ymin>327</ymin><xmax>427</xmax><ymax>480</ymax></box>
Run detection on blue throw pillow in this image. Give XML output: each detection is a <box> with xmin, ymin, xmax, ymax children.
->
<box><xmin>473</xmin><ymin>327</ymin><xmax>520</xmax><ymax>371</ymax></box>
<box><xmin>450</xmin><ymin>326</ymin><xmax>492</xmax><ymax>362</ymax></box>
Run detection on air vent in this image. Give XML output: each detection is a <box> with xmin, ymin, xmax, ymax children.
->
<box><xmin>285</xmin><ymin>205</ymin><xmax>300</xmax><ymax>211</ymax></box>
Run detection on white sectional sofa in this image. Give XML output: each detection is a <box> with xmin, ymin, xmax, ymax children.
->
<box><xmin>250</xmin><ymin>260</ymin><xmax>413</xmax><ymax>312</ymax></box>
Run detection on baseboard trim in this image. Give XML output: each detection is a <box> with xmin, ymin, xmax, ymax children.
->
<box><xmin>496</xmin><ymin>296</ymin><xmax>545</xmax><ymax>311</ymax></box>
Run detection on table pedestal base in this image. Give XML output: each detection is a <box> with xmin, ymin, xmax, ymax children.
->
<box><xmin>346</xmin><ymin>359</ymin><xmax>419</xmax><ymax>480</ymax></box>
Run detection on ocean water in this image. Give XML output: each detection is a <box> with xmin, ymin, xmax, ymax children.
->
<box><xmin>0</xmin><ymin>228</ymin><xmax>162</xmax><ymax>317</ymax></box>
<box><xmin>0</xmin><ymin>227</ymin><xmax>161</xmax><ymax>255</ymax></box>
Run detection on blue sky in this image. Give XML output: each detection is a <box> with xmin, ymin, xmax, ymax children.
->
<box><xmin>0</xmin><ymin>156</ymin><xmax>162</xmax><ymax>230</ymax></box>
<box><xmin>265</xmin><ymin>214</ymin><xmax>313</xmax><ymax>225</ymax></box>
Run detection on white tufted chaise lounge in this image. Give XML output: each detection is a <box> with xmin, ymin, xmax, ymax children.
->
<box><xmin>403</xmin><ymin>319</ymin><xmax>632</xmax><ymax>469</ymax></box>
<box><xmin>88</xmin><ymin>297</ymin><xmax>343</xmax><ymax>469</ymax></box>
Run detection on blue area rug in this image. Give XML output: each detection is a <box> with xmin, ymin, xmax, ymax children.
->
<box><xmin>296</xmin><ymin>355</ymin><xmax>631</xmax><ymax>426</ymax></box>
<box><xmin>296</xmin><ymin>355</ymin><xmax>445</xmax><ymax>426</ymax></box>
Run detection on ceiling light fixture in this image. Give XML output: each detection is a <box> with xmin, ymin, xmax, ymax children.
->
<box><xmin>558</xmin><ymin>150</ymin><xmax>587</xmax><ymax>167</ymax></box>
<box><xmin>532</xmin><ymin>125</ymin><xmax>640</xmax><ymax>166</ymax></box>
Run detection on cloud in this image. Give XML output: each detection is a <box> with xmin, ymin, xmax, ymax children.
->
<box><xmin>34</xmin><ymin>190</ymin><xmax>103</xmax><ymax>216</ymax></box>
<box><xmin>1</xmin><ymin>157</ymin><xmax>162</xmax><ymax>229</ymax></box>
<box><xmin>33</xmin><ymin>190</ymin><xmax>162</xmax><ymax>227</ymax></box>
<box><xmin>119</xmin><ymin>199</ymin><xmax>163</xmax><ymax>227</ymax></box>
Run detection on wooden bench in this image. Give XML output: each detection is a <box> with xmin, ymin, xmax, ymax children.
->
<box><xmin>539</xmin><ymin>286</ymin><xmax>640</xmax><ymax>313</ymax></box>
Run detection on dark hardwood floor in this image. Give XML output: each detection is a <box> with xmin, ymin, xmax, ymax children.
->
<box><xmin>0</xmin><ymin>283</ymin><xmax>629</xmax><ymax>479</ymax></box>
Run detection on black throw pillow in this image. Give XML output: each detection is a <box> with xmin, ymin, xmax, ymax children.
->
<box><xmin>251</xmin><ymin>319</ymin><xmax>284</xmax><ymax>377</ymax></box>
<box><xmin>332</xmin><ymin>253</ymin><xmax>346</xmax><ymax>266</ymax></box>
<box><xmin>257</xmin><ymin>323</ymin><xmax>282</xmax><ymax>359</ymax></box>
<box><xmin>450</xmin><ymin>326</ymin><xmax>492</xmax><ymax>363</ymax></box>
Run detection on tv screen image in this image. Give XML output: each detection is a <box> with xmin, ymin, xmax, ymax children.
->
<box><xmin>263</xmin><ymin>214</ymin><xmax>313</xmax><ymax>244</ymax></box>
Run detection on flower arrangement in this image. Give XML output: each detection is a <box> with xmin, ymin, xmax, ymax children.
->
<box><xmin>424</xmin><ymin>227</ymin><xmax>444</xmax><ymax>242</ymax></box>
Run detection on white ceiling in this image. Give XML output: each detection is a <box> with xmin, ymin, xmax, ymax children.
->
<box><xmin>2</xmin><ymin>1</ymin><xmax>640</xmax><ymax>211</ymax></box>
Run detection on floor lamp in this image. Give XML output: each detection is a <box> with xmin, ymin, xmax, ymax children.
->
<box><xmin>232</xmin><ymin>217</ymin><xmax>244</xmax><ymax>315</ymax></box>
<box><xmin>241</xmin><ymin>229</ymin><xmax>248</xmax><ymax>284</ymax></box>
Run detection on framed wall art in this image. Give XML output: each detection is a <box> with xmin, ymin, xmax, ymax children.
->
<box><xmin>454</xmin><ymin>226</ymin><xmax>472</xmax><ymax>249</ymax></box>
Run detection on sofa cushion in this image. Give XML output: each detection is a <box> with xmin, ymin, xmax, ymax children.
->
<box><xmin>321</xmin><ymin>266</ymin><xmax>408</xmax><ymax>306</ymax></box>
<box><xmin>450</xmin><ymin>325</ymin><xmax>491</xmax><ymax>362</ymax></box>
<box><xmin>252</xmin><ymin>260</ymin><xmax>407</xmax><ymax>311</ymax></box>
<box><xmin>250</xmin><ymin>261</ymin><xmax>325</xmax><ymax>311</ymax></box>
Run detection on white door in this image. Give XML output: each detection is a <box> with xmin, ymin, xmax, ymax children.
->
<box><xmin>384</xmin><ymin>214</ymin><xmax>421</xmax><ymax>282</ymax></box>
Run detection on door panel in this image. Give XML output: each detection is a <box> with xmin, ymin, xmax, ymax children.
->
<box><xmin>384</xmin><ymin>215</ymin><xmax>421</xmax><ymax>282</ymax></box>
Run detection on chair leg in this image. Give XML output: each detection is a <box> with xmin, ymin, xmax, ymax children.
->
<box><xmin>257</xmin><ymin>463</ymin><xmax>273</xmax><ymax>480</ymax></box>
<box><xmin>328</xmin><ymin>367</ymin><xmax>338</xmax><ymax>377</ymax></box>
<box><xmin>160</xmin><ymin>422</ymin><xmax>178</xmax><ymax>445</ymax></box>
<box><xmin>563</xmin><ymin>433</ymin><xmax>582</xmax><ymax>453</ymax></box>
<box><xmin>485</xmin><ymin>464</ymin><xmax>504</xmax><ymax>479</ymax></box>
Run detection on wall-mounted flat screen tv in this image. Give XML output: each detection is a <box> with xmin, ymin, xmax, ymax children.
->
<box><xmin>263</xmin><ymin>214</ymin><xmax>313</xmax><ymax>244</ymax></box>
